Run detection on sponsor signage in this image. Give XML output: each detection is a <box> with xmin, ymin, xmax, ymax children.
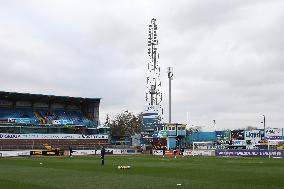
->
<box><xmin>52</xmin><ymin>120</ymin><xmax>61</xmax><ymax>124</ymax></box>
<box><xmin>152</xmin><ymin>131</ymin><xmax>159</xmax><ymax>138</ymax></box>
<box><xmin>183</xmin><ymin>149</ymin><xmax>193</xmax><ymax>156</ymax></box>
<box><xmin>231</xmin><ymin>130</ymin><xmax>244</xmax><ymax>140</ymax></box>
<box><xmin>193</xmin><ymin>150</ymin><xmax>214</xmax><ymax>156</ymax></box>
<box><xmin>8</xmin><ymin>118</ymin><xmax>31</xmax><ymax>123</ymax></box>
<box><xmin>232</xmin><ymin>140</ymin><xmax>247</xmax><ymax>146</ymax></box>
<box><xmin>153</xmin><ymin>150</ymin><xmax>164</xmax><ymax>156</ymax></box>
<box><xmin>0</xmin><ymin>133</ymin><xmax>109</xmax><ymax>140</ymax></box>
<box><xmin>216</xmin><ymin>150</ymin><xmax>284</xmax><ymax>157</ymax></box>
<box><xmin>216</xmin><ymin>130</ymin><xmax>231</xmax><ymax>144</ymax></box>
<box><xmin>30</xmin><ymin>150</ymin><xmax>61</xmax><ymax>156</ymax></box>
<box><xmin>127</xmin><ymin>150</ymin><xmax>136</xmax><ymax>154</ymax></box>
<box><xmin>30</xmin><ymin>151</ymin><xmax>42</xmax><ymax>155</ymax></box>
<box><xmin>158</xmin><ymin>130</ymin><xmax>167</xmax><ymax>138</ymax></box>
<box><xmin>52</xmin><ymin>119</ymin><xmax>74</xmax><ymax>125</ymax></box>
<box><xmin>96</xmin><ymin>149</ymin><xmax>141</xmax><ymax>155</ymax></box>
<box><xmin>245</xmin><ymin>130</ymin><xmax>261</xmax><ymax>145</ymax></box>
<box><xmin>0</xmin><ymin>150</ymin><xmax>30</xmax><ymax>157</ymax></box>
<box><xmin>165</xmin><ymin>150</ymin><xmax>174</xmax><ymax>156</ymax></box>
<box><xmin>71</xmin><ymin>150</ymin><xmax>96</xmax><ymax>156</ymax></box>
<box><xmin>265</xmin><ymin>128</ymin><xmax>282</xmax><ymax>140</ymax></box>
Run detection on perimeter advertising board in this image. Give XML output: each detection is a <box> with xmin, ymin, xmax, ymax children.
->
<box><xmin>232</xmin><ymin>140</ymin><xmax>247</xmax><ymax>146</ymax></box>
<box><xmin>265</xmin><ymin>128</ymin><xmax>282</xmax><ymax>140</ymax></box>
<box><xmin>216</xmin><ymin>150</ymin><xmax>284</xmax><ymax>157</ymax></box>
<box><xmin>153</xmin><ymin>150</ymin><xmax>164</xmax><ymax>156</ymax></box>
<box><xmin>183</xmin><ymin>149</ymin><xmax>193</xmax><ymax>156</ymax></box>
<box><xmin>216</xmin><ymin>130</ymin><xmax>230</xmax><ymax>145</ymax></box>
<box><xmin>231</xmin><ymin>130</ymin><xmax>244</xmax><ymax>140</ymax></box>
<box><xmin>30</xmin><ymin>150</ymin><xmax>62</xmax><ymax>156</ymax></box>
<box><xmin>193</xmin><ymin>150</ymin><xmax>215</xmax><ymax>156</ymax></box>
<box><xmin>245</xmin><ymin>130</ymin><xmax>261</xmax><ymax>145</ymax></box>
<box><xmin>0</xmin><ymin>133</ymin><xmax>108</xmax><ymax>140</ymax></box>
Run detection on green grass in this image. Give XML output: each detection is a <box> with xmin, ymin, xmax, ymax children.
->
<box><xmin>0</xmin><ymin>155</ymin><xmax>284</xmax><ymax>189</ymax></box>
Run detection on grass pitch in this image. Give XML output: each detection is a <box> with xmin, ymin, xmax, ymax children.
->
<box><xmin>0</xmin><ymin>155</ymin><xmax>283</xmax><ymax>189</ymax></box>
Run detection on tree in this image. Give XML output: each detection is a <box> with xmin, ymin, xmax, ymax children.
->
<box><xmin>108</xmin><ymin>111</ymin><xmax>143</xmax><ymax>137</ymax></box>
<box><xmin>186</xmin><ymin>125</ymin><xmax>202</xmax><ymax>134</ymax></box>
<box><xmin>104</xmin><ymin>114</ymin><xmax>111</xmax><ymax>127</ymax></box>
<box><xmin>232</xmin><ymin>126</ymin><xmax>258</xmax><ymax>131</ymax></box>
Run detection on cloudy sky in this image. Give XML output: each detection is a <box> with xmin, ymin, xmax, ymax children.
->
<box><xmin>0</xmin><ymin>0</ymin><xmax>283</xmax><ymax>130</ymax></box>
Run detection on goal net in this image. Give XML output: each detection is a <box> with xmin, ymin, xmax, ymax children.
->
<box><xmin>192</xmin><ymin>141</ymin><xmax>216</xmax><ymax>156</ymax></box>
<box><xmin>268</xmin><ymin>140</ymin><xmax>284</xmax><ymax>158</ymax></box>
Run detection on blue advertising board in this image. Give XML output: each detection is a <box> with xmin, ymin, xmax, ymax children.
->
<box><xmin>188</xmin><ymin>132</ymin><xmax>216</xmax><ymax>144</ymax></box>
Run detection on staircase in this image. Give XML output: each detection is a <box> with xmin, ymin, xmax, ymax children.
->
<box><xmin>43</xmin><ymin>143</ymin><xmax>55</xmax><ymax>150</ymax></box>
<box><xmin>34</xmin><ymin>111</ymin><xmax>45</xmax><ymax>124</ymax></box>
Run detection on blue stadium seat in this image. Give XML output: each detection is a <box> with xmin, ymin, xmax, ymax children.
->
<box><xmin>0</xmin><ymin>107</ymin><xmax>94</xmax><ymax>126</ymax></box>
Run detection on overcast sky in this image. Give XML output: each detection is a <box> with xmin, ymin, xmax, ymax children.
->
<box><xmin>0</xmin><ymin>0</ymin><xmax>284</xmax><ymax>131</ymax></box>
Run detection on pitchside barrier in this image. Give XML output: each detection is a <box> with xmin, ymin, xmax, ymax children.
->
<box><xmin>30</xmin><ymin>150</ymin><xmax>64</xmax><ymax>156</ymax></box>
<box><xmin>68</xmin><ymin>150</ymin><xmax>97</xmax><ymax>156</ymax></box>
<box><xmin>72</xmin><ymin>149</ymin><xmax>141</xmax><ymax>156</ymax></box>
<box><xmin>192</xmin><ymin>141</ymin><xmax>216</xmax><ymax>156</ymax></box>
<box><xmin>182</xmin><ymin>149</ymin><xmax>216</xmax><ymax>156</ymax></box>
<box><xmin>183</xmin><ymin>149</ymin><xmax>193</xmax><ymax>156</ymax></box>
<box><xmin>152</xmin><ymin>150</ymin><xmax>179</xmax><ymax>156</ymax></box>
<box><xmin>0</xmin><ymin>150</ymin><xmax>30</xmax><ymax>157</ymax></box>
<box><xmin>215</xmin><ymin>149</ymin><xmax>284</xmax><ymax>157</ymax></box>
<box><xmin>153</xmin><ymin>150</ymin><xmax>164</xmax><ymax>156</ymax></box>
<box><xmin>152</xmin><ymin>149</ymin><xmax>216</xmax><ymax>156</ymax></box>
<box><xmin>0</xmin><ymin>149</ymin><xmax>141</xmax><ymax>157</ymax></box>
<box><xmin>192</xmin><ymin>150</ymin><xmax>215</xmax><ymax>156</ymax></box>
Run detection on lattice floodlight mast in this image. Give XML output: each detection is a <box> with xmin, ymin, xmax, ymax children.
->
<box><xmin>145</xmin><ymin>18</ymin><xmax>163</xmax><ymax>120</ymax></box>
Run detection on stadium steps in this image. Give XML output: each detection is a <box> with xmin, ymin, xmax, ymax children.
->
<box><xmin>43</xmin><ymin>143</ymin><xmax>55</xmax><ymax>150</ymax></box>
<box><xmin>34</xmin><ymin>111</ymin><xmax>45</xmax><ymax>124</ymax></box>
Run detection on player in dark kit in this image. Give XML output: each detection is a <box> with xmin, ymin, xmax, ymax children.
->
<box><xmin>101</xmin><ymin>146</ymin><xmax>105</xmax><ymax>165</ymax></box>
<box><xmin>69</xmin><ymin>146</ymin><xmax>73</xmax><ymax>157</ymax></box>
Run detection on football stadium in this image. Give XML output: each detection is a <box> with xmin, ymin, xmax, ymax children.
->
<box><xmin>1</xmin><ymin>2</ymin><xmax>284</xmax><ymax>189</ymax></box>
<box><xmin>0</xmin><ymin>90</ymin><xmax>284</xmax><ymax>189</ymax></box>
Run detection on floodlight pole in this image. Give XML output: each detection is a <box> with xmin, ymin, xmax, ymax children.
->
<box><xmin>168</xmin><ymin>67</ymin><xmax>173</xmax><ymax>123</ymax></box>
<box><xmin>213</xmin><ymin>120</ymin><xmax>216</xmax><ymax>131</ymax></box>
<box><xmin>262</xmin><ymin>115</ymin><xmax>266</xmax><ymax>138</ymax></box>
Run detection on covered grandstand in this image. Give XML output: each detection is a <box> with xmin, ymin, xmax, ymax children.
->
<box><xmin>0</xmin><ymin>91</ymin><xmax>109</xmax><ymax>150</ymax></box>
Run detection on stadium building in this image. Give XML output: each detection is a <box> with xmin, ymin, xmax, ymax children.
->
<box><xmin>141</xmin><ymin>112</ymin><xmax>187</xmax><ymax>150</ymax></box>
<box><xmin>0</xmin><ymin>91</ymin><xmax>109</xmax><ymax>150</ymax></box>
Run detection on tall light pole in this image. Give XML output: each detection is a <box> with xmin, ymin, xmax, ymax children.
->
<box><xmin>167</xmin><ymin>67</ymin><xmax>173</xmax><ymax>123</ymax></box>
<box><xmin>213</xmin><ymin>120</ymin><xmax>216</xmax><ymax>131</ymax></box>
<box><xmin>262</xmin><ymin>115</ymin><xmax>266</xmax><ymax>138</ymax></box>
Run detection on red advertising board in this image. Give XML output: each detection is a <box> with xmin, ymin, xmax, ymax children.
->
<box><xmin>165</xmin><ymin>150</ymin><xmax>174</xmax><ymax>156</ymax></box>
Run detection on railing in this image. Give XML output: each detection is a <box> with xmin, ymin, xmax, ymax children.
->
<box><xmin>0</xmin><ymin>144</ymin><xmax>139</xmax><ymax>151</ymax></box>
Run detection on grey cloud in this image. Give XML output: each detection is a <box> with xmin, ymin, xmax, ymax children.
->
<box><xmin>0</xmin><ymin>0</ymin><xmax>284</xmax><ymax>129</ymax></box>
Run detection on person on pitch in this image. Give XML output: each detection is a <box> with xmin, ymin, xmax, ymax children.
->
<box><xmin>69</xmin><ymin>146</ymin><xmax>73</xmax><ymax>157</ymax></box>
<box><xmin>101</xmin><ymin>146</ymin><xmax>106</xmax><ymax>165</ymax></box>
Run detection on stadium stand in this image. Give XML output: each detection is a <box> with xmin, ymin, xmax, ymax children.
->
<box><xmin>0</xmin><ymin>91</ymin><xmax>110</xmax><ymax>150</ymax></box>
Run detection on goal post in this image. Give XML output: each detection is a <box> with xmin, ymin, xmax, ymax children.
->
<box><xmin>268</xmin><ymin>140</ymin><xmax>284</xmax><ymax>158</ymax></box>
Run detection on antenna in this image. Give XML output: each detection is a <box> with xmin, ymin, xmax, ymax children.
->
<box><xmin>145</xmin><ymin>18</ymin><xmax>163</xmax><ymax>120</ymax></box>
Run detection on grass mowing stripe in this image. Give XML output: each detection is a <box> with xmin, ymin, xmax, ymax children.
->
<box><xmin>0</xmin><ymin>156</ymin><xmax>284</xmax><ymax>189</ymax></box>
<box><xmin>0</xmin><ymin>178</ymin><xmax>57</xmax><ymax>189</ymax></box>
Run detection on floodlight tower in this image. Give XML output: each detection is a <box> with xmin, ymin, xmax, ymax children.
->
<box><xmin>167</xmin><ymin>67</ymin><xmax>173</xmax><ymax>123</ymax></box>
<box><xmin>145</xmin><ymin>18</ymin><xmax>163</xmax><ymax>120</ymax></box>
